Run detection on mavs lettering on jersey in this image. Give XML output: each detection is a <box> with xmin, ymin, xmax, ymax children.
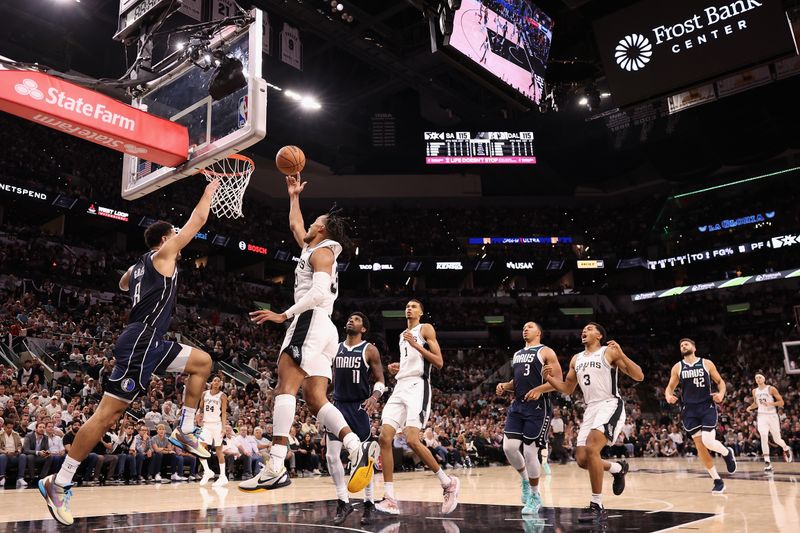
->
<box><xmin>510</xmin><ymin>345</ymin><xmax>548</xmax><ymax>414</ymax></box>
<box><xmin>333</xmin><ymin>341</ymin><xmax>371</xmax><ymax>402</ymax></box>
<box><xmin>679</xmin><ymin>359</ymin><xmax>712</xmax><ymax>405</ymax></box>
<box><xmin>128</xmin><ymin>251</ymin><xmax>178</xmax><ymax>335</ymax></box>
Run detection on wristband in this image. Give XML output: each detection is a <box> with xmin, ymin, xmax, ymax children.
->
<box><xmin>372</xmin><ymin>382</ymin><xmax>386</xmax><ymax>397</ymax></box>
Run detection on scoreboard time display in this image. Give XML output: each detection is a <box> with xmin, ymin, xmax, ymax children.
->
<box><xmin>424</xmin><ymin>131</ymin><xmax>536</xmax><ymax>165</ymax></box>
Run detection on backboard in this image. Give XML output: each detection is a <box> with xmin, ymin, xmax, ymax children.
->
<box><xmin>121</xmin><ymin>9</ymin><xmax>266</xmax><ymax>200</ymax></box>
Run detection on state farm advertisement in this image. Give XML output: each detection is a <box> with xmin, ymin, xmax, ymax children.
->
<box><xmin>0</xmin><ymin>70</ymin><xmax>188</xmax><ymax>166</ymax></box>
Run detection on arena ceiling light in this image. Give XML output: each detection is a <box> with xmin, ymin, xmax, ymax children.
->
<box><xmin>284</xmin><ymin>89</ymin><xmax>322</xmax><ymax>110</ymax></box>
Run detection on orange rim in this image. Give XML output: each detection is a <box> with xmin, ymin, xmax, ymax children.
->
<box><xmin>200</xmin><ymin>153</ymin><xmax>255</xmax><ymax>178</ymax></box>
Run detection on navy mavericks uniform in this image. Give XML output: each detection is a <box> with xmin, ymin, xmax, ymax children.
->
<box><xmin>679</xmin><ymin>358</ymin><xmax>717</xmax><ymax>435</ymax></box>
<box><xmin>106</xmin><ymin>251</ymin><xmax>190</xmax><ymax>402</ymax></box>
<box><xmin>504</xmin><ymin>345</ymin><xmax>552</xmax><ymax>445</ymax></box>
<box><xmin>328</xmin><ymin>341</ymin><xmax>372</xmax><ymax>441</ymax></box>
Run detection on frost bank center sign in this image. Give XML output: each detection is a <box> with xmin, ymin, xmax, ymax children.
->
<box><xmin>594</xmin><ymin>0</ymin><xmax>797</xmax><ymax>106</ymax></box>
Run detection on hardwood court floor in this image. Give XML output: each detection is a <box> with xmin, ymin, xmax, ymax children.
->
<box><xmin>0</xmin><ymin>458</ymin><xmax>797</xmax><ymax>532</ymax></box>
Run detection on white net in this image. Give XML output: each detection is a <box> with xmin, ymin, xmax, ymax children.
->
<box><xmin>200</xmin><ymin>154</ymin><xmax>255</xmax><ymax>219</ymax></box>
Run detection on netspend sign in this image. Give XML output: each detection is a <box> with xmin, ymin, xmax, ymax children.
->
<box><xmin>594</xmin><ymin>0</ymin><xmax>797</xmax><ymax>107</ymax></box>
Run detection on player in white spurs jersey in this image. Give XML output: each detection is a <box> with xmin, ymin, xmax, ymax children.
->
<box><xmin>747</xmin><ymin>373</ymin><xmax>793</xmax><ymax>470</ymax></box>
<box><xmin>376</xmin><ymin>299</ymin><xmax>460</xmax><ymax>516</ymax></box>
<box><xmin>198</xmin><ymin>377</ymin><xmax>228</xmax><ymax>486</ymax></box>
<box><xmin>241</xmin><ymin>174</ymin><xmax>376</xmax><ymax>495</ymax></box>
<box><xmin>544</xmin><ymin>323</ymin><xmax>643</xmax><ymax>524</ymax></box>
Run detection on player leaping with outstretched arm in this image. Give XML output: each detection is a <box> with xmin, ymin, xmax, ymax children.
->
<box><xmin>240</xmin><ymin>173</ymin><xmax>376</xmax><ymax>494</ymax></box>
<box><xmin>39</xmin><ymin>180</ymin><xmax>221</xmax><ymax>526</ymax></box>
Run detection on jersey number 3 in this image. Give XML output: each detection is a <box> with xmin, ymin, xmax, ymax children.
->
<box><xmin>583</xmin><ymin>374</ymin><xmax>591</xmax><ymax>386</ymax></box>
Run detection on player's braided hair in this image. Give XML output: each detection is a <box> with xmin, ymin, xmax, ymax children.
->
<box><xmin>323</xmin><ymin>205</ymin><xmax>354</xmax><ymax>256</ymax></box>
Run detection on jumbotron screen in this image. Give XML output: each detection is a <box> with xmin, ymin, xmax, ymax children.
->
<box><xmin>425</xmin><ymin>131</ymin><xmax>536</xmax><ymax>165</ymax></box>
<box><xmin>447</xmin><ymin>0</ymin><xmax>554</xmax><ymax>103</ymax></box>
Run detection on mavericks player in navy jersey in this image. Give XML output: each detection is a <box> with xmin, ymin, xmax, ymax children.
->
<box><xmin>39</xmin><ymin>180</ymin><xmax>220</xmax><ymax>525</ymax></box>
<box><xmin>496</xmin><ymin>322</ymin><xmax>562</xmax><ymax>515</ymax></box>
<box><xmin>544</xmin><ymin>323</ymin><xmax>643</xmax><ymax>523</ymax></box>
<box><xmin>327</xmin><ymin>312</ymin><xmax>385</xmax><ymax>526</ymax></box>
<box><xmin>665</xmin><ymin>338</ymin><xmax>736</xmax><ymax>493</ymax></box>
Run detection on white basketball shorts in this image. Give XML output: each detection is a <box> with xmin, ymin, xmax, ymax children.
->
<box><xmin>279</xmin><ymin>308</ymin><xmax>338</xmax><ymax>380</ymax></box>
<box><xmin>577</xmin><ymin>397</ymin><xmax>626</xmax><ymax>447</ymax></box>
<box><xmin>381</xmin><ymin>377</ymin><xmax>432</xmax><ymax>431</ymax></box>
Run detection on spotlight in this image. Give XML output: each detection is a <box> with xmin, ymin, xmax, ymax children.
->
<box><xmin>208</xmin><ymin>56</ymin><xmax>247</xmax><ymax>101</ymax></box>
<box><xmin>578</xmin><ymin>96</ymin><xmax>588</xmax><ymax>106</ymax></box>
<box><xmin>336</xmin><ymin>3</ymin><xmax>344</xmax><ymax>11</ymax></box>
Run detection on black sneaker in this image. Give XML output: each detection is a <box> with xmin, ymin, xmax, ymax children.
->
<box><xmin>612</xmin><ymin>460</ymin><xmax>629</xmax><ymax>496</ymax></box>
<box><xmin>723</xmin><ymin>447</ymin><xmax>737</xmax><ymax>473</ymax></box>
<box><xmin>711</xmin><ymin>479</ymin><xmax>725</xmax><ymax>494</ymax></box>
<box><xmin>578</xmin><ymin>502</ymin><xmax>607</xmax><ymax>523</ymax></box>
<box><xmin>333</xmin><ymin>500</ymin><xmax>355</xmax><ymax>526</ymax></box>
<box><xmin>764</xmin><ymin>462</ymin><xmax>774</xmax><ymax>472</ymax></box>
<box><xmin>361</xmin><ymin>501</ymin><xmax>375</xmax><ymax>526</ymax></box>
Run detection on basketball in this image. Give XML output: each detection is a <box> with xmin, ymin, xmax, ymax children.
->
<box><xmin>275</xmin><ymin>145</ymin><xmax>306</xmax><ymax>176</ymax></box>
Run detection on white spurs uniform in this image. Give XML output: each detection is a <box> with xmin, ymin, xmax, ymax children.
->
<box><xmin>382</xmin><ymin>323</ymin><xmax>433</xmax><ymax>430</ymax></box>
<box><xmin>574</xmin><ymin>346</ymin><xmax>626</xmax><ymax>447</ymax></box>
<box><xmin>201</xmin><ymin>389</ymin><xmax>225</xmax><ymax>446</ymax></box>
<box><xmin>279</xmin><ymin>239</ymin><xmax>341</xmax><ymax>379</ymax></box>
<box><xmin>755</xmin><ymin>385</ymin><xmax>782</xmax><ymax>440</ymax></box>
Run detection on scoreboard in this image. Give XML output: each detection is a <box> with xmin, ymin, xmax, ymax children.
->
<box><xmin>424</xmin><ymin>131</ymin><xmax>536</xmax><ymax>165</ymax></box>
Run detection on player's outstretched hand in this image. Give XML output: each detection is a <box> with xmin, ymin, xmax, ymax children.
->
<box><xmin>286</xmin><ymin>173</ymin><xmax>307</xmax><ymax>196</ymax></box>
<box><xmin>249</xmin><ymin>309</ymin><xmax>288</xmax><ymax>325</ymax></box>
<box><xmin>712</xmin><ymin>392</ymin><xmax>724</xmax><ymax>404</ymax></box>
<box><xmin>665</xmin><ymin>393</ymin><xmax>679</xmax><ymax>405</ymax></box>
<box><xmin>524</xmin><ymin>389</ymin><xmax>541</xmax><ymax>402</ymax></box>
<box><xmin>204</xmin><ymin>178</ymin><xmax>221</xmax><ymax>197</ymax></box>
<box><xmin>388</xmin><ymin>362</ymin><xmax>400</xmax><ymax>375</ymax></box>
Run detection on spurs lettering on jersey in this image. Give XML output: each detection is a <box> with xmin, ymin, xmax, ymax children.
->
<box><xmin>397</xmin><ymin>323</ymin><xmax>429</xmax><ymax>380</ymax></box>
<box><xmin>756</xmin><ymin>386</ymin><xmax>777</xmax><ymax>415</ymax></box>
<box><xmin>574</xmin><ymin>346</ymin><xmax>619</xmax><ymax>404</ymax></box>
<box><xmin>294</xmin><ymin>239</ymin><xmax>342</xmax><ymax>315</ymax></box>
<box><xmin>203</xmin><ymin>390</ymin><xmax>222</xmax><ymax>423</ymax></box>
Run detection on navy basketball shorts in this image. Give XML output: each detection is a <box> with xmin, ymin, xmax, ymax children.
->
<box><xmin>681</xmin><ymin>400</ymin><xmax>718</xmax><ymax>436</ymax></box>
<box><xmin>327</xmin><ymin>401</ymin><xmax>372</xmax><ymax>442</ymax></box>
<box><xmin>105</xmin><ymin>322</ymin><xmax>192</xmax><ymax>402</ymax></box>
<box><xmin>504</xmin><ymin>409</ymin><xmax>551</xmax><ymax>446</ymax></box>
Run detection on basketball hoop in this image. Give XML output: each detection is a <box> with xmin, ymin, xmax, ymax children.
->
<box><xmin>200</xmin><ymin>154</ymin><xmax>255</xmax><ymax>219</ymax></box>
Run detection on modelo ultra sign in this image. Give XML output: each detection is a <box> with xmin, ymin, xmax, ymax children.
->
<box><xmin>594</xmin><ymin>0</ymin><xmax>797</xmax><ymax>107</ymax></box>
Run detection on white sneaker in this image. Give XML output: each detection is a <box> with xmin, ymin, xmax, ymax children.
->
<box><xmin>375</xmin><ymin>496</ymin><xmax>400</xmax><ymax>515</ymax></box>
<box><xmin>0</xmin><ymin>476</ymin><xmax>5</xmax><ymax>489</ymax></box>
<box><xmin>17</xmin><ymin>479</ymin><xmax>28</xmax><ymax>489</ymax></box>
<box><xmin>199</xmin><ymin>472</ymin><xmax>214</xmax><ymax>486</ymax></box>
<box><xmin>238</xmin><ymin>463</ymin><xmax>290</xmax><ymax>492</ymax></box>
<box><xmin>312</xmin><ymin>469</ymin><xmax>321</xmax><ymax>476</ymax></box>
<box><xmin>171</xmin><ymin>473</ymin><xmax>180</xmax><ymax>481</ymax></box>
<box><xmin>154</xmin><ymin>474</ymin><xmax>162</xmax><ymax>482</ymax></box>
<box><xmin>441</xmin><ymin>476</ymin><xmax>460</xmax><ymax>515</ymax></box>
<box><xmin>213</xmin><ymin>475</ymin><xmax>228</xmax><ymax>487</ymax></box>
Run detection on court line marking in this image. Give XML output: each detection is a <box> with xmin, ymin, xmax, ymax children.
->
<box><xmin>91</xmin><ymin>522</ymin><xmax>370</xmax><ymax>532</ymax></box>
<box><xmin>649</xmin><ymin>513</ymin><xmax>722</xmax><ymax>533</ymax></box>
<box><xmin>425</xmin><ymin>517</ymin><xmax>465</xmax><ymax>520</ymax></box>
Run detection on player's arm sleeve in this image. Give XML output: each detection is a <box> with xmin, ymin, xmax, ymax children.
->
<box><xmin>283</xmin><ymin>271</ymin><xmax>331</xmax><ymax>319</ymax></box>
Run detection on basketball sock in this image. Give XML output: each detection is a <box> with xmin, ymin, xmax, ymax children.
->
<box><xmin>56</xmin><ymin>456</ymin><xmax>81</xmax><ymax>487</ymax></box>
<box><xmin>199</xmin><ymin>458</ymin><xmax>210</xmax><ymax>473</ymax></box>
<box><xmin>219</xmin><ymin>459</ymin><xmax>226</xmax><ymax>476</ymax></box>
<box><xmin>179</xmin><ymin>406</ymin><xmax>197</xmax><ymax>433</ymax></box>
<box><xmin>764</xmin><ymin>456</ymin><xmax>771</xmax><ymax>463</ymax></box>
<box><xmin>326</xmin><ymin>440</ymin><xmax>348</xmax><ymax>503</ymax></box>
<box><xmin>342</xmin><ymin>432</ymin><xmax>361</xmax><ymax>456</ymax></box>
<box><xmin>540</xmin><ymin>447</ymin><xmax>549</xmax><ymax>465</ymax></box>
<box><xmin>517</xmin><ymin>468</ymin><xmax>529</xmax><ymax>481</ymax></box>
<box><xmin>435</xmin><ymin>467</ymin><xmax>451</xmax><ymax>488</ymax></box>
<box><xmin>608</xmin><ymin>462</ymin><xmax>622</xmax><ymax>474</ymax></box>
<box><xmin>707</xmin><ymin>466</ymin><xmax>720</xmax><ymax>480</ymax></box>
<box><xmin>530</xmin><ymin>484</ymin><xmax>540</xmax><ymax>494</ymax></box>
<box><xmin>273</xmin><ymin>394</ymin><xmax>296</xmax><ymax>433</ymax></box>
<box><xmin>270</xmin><ymin>444</ymin><xmax>288</xmax><ymax>473</ymax></box>
<box><xmin>591</xmin><ymin>493</ymin><xmax>603</xmax><ymax>507</ymax></box>
<box><xmin>365</xmin><ymin>478</ymin><xmax>375</xmax><ymax>503</ymax></box>
<box><xmin>384</xmin><ymin>481</ymin><xmax>395</xmax><ymax>499</ymax></box>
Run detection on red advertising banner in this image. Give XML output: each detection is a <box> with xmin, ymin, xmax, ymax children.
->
<box><xmin>0</xmin><ymin>70</ymin><xmax>188</xmax><ymax>167</ymax></box>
